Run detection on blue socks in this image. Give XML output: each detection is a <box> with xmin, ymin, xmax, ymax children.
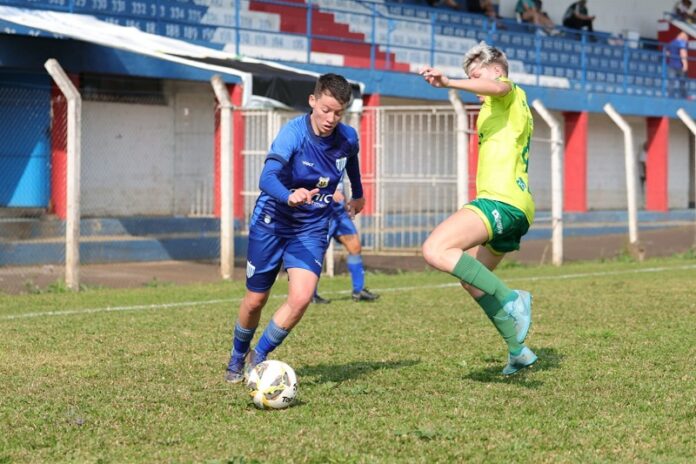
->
<box><xmin>347</xmin><ymin>254</ymin><xmax>365</xmax><ymax>293</ymax></box>
<box><xmin>255</xmin><ymin>318</ymin><xmax>290</xmax><ymax>360</ymax></box>
<box><xmin>228</xmin><ymin>321</ymin><xmax>256</xmax><ymax>370</ymax></box>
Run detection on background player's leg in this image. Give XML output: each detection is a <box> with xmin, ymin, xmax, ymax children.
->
<box><xmin>337</xmin><ymin>233</ymin><xmax>379</xmax><ymax>301</ymax></box>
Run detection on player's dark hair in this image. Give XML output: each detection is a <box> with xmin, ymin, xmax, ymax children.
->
<box><xmin>314</xmin><ymin>73</ymin><xmax>353</xmax><ymax>106</ymax></box>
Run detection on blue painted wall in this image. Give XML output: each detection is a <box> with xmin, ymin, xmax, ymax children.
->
<box><xmin>0</xmin><ymin>72</ymin><xmax>51</xmax><ymax>207</ymax></box>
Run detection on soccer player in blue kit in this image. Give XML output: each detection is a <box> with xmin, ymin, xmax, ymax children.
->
<box><xmin>225</xmin><ymin>73</ymin><xmax>365</xmax><ymax>383</ymax></box>
<box><xmin>312</xmin><ymin>182</ymin><xmax>380</xmax><ymax>304</ymax></box>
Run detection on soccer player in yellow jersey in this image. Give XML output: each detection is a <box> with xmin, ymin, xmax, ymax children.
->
<box><xmin>419</xmin><ymin>42</ymin><xmax>537</xmax><ymax>375</ymax></box>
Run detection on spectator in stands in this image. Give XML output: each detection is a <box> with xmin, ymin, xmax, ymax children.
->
<box><xmin>465</xmin><ymin>0</ymin><xmax>499</xmax><ymax>20</ymax></box>
<box><xmin>666</xmin><ymin>31</ymin><xmax>689</xmax><ymax>99</ymax></box>
<box><xmin>562</xmin><ymin>1</ymin><xmax>595</xmax><ymax>35</ymax></box>
<box><xmin>673</xmin><ymin>0</ymin><xmax>696</xmax><ymax>23</ymax></box>
<box><xmin>534</xmin><ymin>0</ymin><xmax>551</xmax><ymax>21</ymax></box>
<box><xmin>516</xmin><ymin>0</ymin><xmax>557</xmax><ymax>35</ymax></box>
<box><xmin>427</xmin><ymin>0</ymin><xmax>461</xmax><ymax>10</ymax></box>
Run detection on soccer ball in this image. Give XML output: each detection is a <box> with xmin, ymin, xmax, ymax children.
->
<box><xmin>246</xmin><ymin>360</ymin><xmax>298</xmax><ymax>410</ymax></box>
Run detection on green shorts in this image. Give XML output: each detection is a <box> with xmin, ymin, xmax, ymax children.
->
<box><xmin>464</xmin><ymin>198</ymin><xmax>530</xmax><ymax>255</ymax></box>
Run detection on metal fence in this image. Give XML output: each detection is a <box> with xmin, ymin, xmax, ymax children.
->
<box><xmin>237</xmin><ymin>105</ymin><xmax>475</xmax><ymax>254</ymax></box>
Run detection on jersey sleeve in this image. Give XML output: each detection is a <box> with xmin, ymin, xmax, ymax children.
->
<box><xmin>267</xmin><ymin>120</ymin><xmax>302</xmax><ymax>165</ymax></box>
<box><xmin>493</xmin><ymin>77</ymin><xmax>516</xmax><ymax>108</ymax></box>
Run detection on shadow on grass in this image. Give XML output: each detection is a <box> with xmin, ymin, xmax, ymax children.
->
<box><xmin>296</xmin><ymin>359</ymin><xmax>420</xmax><ymax>384</ymax></box>
<box><xmin>463</xmin><ymin>347</ymin><xmax>562</xmax><ymax>388</ymax></box>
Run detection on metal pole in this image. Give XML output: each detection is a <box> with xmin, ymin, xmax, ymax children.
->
<box><xmin>448</xmin><ymin>89</ymin><xmax>469</xmax><ymax>207</ymax></box>
<box><xmin>603</xmin><ymin>103</ymin><xmax>639</xmax><ymax>247</ymax></box>
<box><xmin>532</xmin><ymin>99</ymin><xmax>564</xmax><ymax>266</ymax></box>
<box><xmin>211</xmin><ymin>75</ymin><xmax>235</xmax><ymax>280</ymax></box>
<box><xmin>45</xmin><ymin>59</ymin><xmax>81</xmax><ymax>291</ymax></box>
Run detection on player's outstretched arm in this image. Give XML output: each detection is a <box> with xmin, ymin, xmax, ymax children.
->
<box><xmin>419</xmin><ymin>66</ymin><xmax>511</xmax><ymax>97</ymax></box>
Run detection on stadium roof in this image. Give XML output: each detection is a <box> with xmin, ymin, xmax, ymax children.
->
<box><xmin>0</xmin><ymin>6</ymin><xmax>363</xmax><ymax>111</ymax></box>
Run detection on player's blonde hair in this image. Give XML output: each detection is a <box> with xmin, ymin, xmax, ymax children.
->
<box><xmin>462</xmin><ymin>42</ymin><xmax>509</xmax><ymax>77</ymax></box>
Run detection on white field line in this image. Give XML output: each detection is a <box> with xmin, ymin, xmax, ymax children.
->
<box><xmin>2</xmin><ymin>264</ymin><xmax>695</xmax><ymax>322</ymax></box>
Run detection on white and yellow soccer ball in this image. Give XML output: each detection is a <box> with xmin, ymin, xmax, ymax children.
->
<box><xmin>246</xmin><ymin>360</ymin><xmax>298</xmax><ymax>410</ymax></box>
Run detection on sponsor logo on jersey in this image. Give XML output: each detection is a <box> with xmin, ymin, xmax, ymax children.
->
<box><xmin>246</xmin><ymin>261</ymin><xmax>256</xmax><ymax>278</ymax></box>
<box><xmin>302</xmin><ymin>160</ymin><xmax>314</xmax><ymax>167</ymax></box>
<box><xmin>289</xmin><ymin>189</ymin><xmax>334</xmax><ymax>204</ymax></box>
<box><xmin>491</xmin><ymin>209</ymin><xmax>504</xmax><ymax>234</ymax></box>
<box><xmin>516</xmin><ymin>177</ymin><xmax>527</xmax><ymax>192</ymax></box>
<box><xmin>335</xmin><ymin>157</ymin><xmax>347</xmax><ymax>172</ymax></box>
<box><xmin>316</xmin><ymin>177</ymin><xmax>330</xmax><ymax>188</ymax></box>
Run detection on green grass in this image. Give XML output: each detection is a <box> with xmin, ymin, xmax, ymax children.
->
<box><xmin>1</xmin><ymin>257</ymin><xmax>695</xmax><ymax>463</ymax></box>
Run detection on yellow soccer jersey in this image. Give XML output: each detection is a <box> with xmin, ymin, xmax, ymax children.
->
<box><xmin>475</xmin><ymin>76</ymin><xmax>535</xmax><ymax>224</ymax></box>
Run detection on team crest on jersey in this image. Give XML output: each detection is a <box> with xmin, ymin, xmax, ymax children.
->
<box><xmin>246</xmin><ymin>261</ymin><xmax>256</xmax><ymax>278</ymax></box>
<box><xmin>316</xmin><ymin>176</ymin><xmax>330</xmax><ymax>188</ymax></box>
<box><xmin>335</xmin><ymin>157</ymin><xmax>347</xmax><ymax>173</ymax></box>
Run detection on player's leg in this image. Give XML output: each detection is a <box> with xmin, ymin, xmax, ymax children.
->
<box><xmin>249</xmin><ymin>233</ymin><xmax>325</xmax><ymax>369</ymax></box>
<box><xmin>333</xmin><ymin>208</ymin><xmax>379</xmax><ymax>301</ymax></box>
<box><xmin>422</xmin><ymin>206</ymin><xmax>516</xmax><ymax>307</ymax></box>
<box><xmin>459</xmin><ymin>246</ymin><xmax>522</xmax><ymax>351</ymax></box>
<box><xmin>461</xmin><ymin>202</ymin><xmax>536</xmax><ymax>374</ymax></box>
<box><xmin>225</xmin><ymin>231</ymin><xmax>284</xmax><ymax>383</ymax></box>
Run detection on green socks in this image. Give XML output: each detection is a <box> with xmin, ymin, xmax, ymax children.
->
<box><xmin>476</xmin><ymin>294</ymin><xmax>523</xmax><ymax>355</ymax></box>
<box><xmin>451</xmin><ymin>253</ymin><xmax>515</xmax><ymax>306</ymax></box>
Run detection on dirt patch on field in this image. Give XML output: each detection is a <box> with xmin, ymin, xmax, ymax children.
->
<box><xmin>1</xmin><ymin>226</ymin><xmax>694</xmax><ymax>295</ymax></box>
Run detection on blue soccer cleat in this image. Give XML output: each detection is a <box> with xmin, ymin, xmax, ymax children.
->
<box><xmin>224</xmin><ymin>352</ymin><xmax>247</xmax><ymax>384</ymax></box>
<box><xmin>503</xmin><ymin>290</ymin><xmax>532</xmax><ymax>344</ymax></box>
<box><xmin>502</xmin><ymin>346</ymin><xmax>538</xmax><ymax>375</ymax></box>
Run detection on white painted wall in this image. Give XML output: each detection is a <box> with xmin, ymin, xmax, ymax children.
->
<box><xmin>498</xmin><ymin>0</ymin><xmax>668</xmax><ymax>39</ymax></box>
<box><xmin>81</xmin><ymin>81</ymin><xmax>215</xmax><ymax>217</ymax></box>
<box><xmin>528</xmin><ymin>111</ymin><xmax>555</xmax><ymax>210</ymax></box>
<box><xmin>667</xmin><ymin>120</ymin><xmax>690</xmax><ymax>208</ymax></box>
<box><xmin>525</xmin><ymin>111</ymin><xmax>692</xmax><ymax>211</ymax></box>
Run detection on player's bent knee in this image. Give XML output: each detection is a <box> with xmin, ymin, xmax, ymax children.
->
<box><xmin>242</xmin><ymin>292</ymin><xmax>269</xmax><ymax>314</ymax></box>
<box><xmin>421</xmin><ymin>239</ymin><xmax>443</xmax><ymax>268</ymax></box>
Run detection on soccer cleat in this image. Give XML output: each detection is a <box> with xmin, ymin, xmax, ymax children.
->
<box><xmin>224</xmin><ymin>352</ymin><xmax>247</xmax><ymax>384</ymax></box>
<box><xmin>503</xmin><ymin>290</ymin><xmax>532</xmax><ymax>344</ymax></box>
<box><xmin>352</xmin><ymin>288</ymin><xmax>380</xmax><ymax>302</ymax></box>
<box><xmin>502</xmin><ymin>346</ymin><xmax>538</xmax><ymax>375</ymax></box>
<box><xmin>312</xmin><ymin>294</ymin><xmax>332</xmax><ymax>304</ymax></box>
<box><xmin>244</xmin><ymin>350</ymin><xmax>267</xmax><ymax>381</ymax></box>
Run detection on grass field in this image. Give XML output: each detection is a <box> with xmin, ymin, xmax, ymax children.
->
<box><xmin>1</xmin><ymin>256</ymin><xmax>695</xmax><ymax>463</ymax></box>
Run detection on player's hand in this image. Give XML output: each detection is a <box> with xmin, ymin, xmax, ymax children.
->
<box><xmin>346</xmin><ymin>197</ymin><xmax>365</xmax><ymax>218</ymax></box>
<box><xmin>287</xmin><ymin>188</ymin><xmax>319</xmax><ymax>207</ymax></box>
<box><xmin>333</xmin><ymin>189</ymin><xmax>345</xmax><ymax>203</ymax></box>
<box><xmin>419</xmin><ymin>66</ymin><xmax>450</xmax><ymax>88</ymax></box>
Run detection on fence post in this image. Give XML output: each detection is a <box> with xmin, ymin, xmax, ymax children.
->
<box><xmin>604</xmin><ymin>103</ymin><xmax>641</xmax><ymax>255</ymax></box>
<box><xmin>211</xmin><ymin>75</ymin><xmax>235</xmax><ymax>280</ymax></box>
<box><xmin>532</xmin><ymin>99</ymin><xmax>564</xmax><ymax>266</ymax></box>
<box><xmin>448</xmin><ymin>89</ymin><xmax>469</xmax><ymax>207</ymax></box>
<box><xmin>45</xmin><ymin>59</ymin><xmax>81</xmax><ymax>291</ymax></box>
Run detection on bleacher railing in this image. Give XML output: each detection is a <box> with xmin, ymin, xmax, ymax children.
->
<box><xmin>1</xmin><ymin>0</ymin><xmax>693</xmax><ymax>99</ymax></box>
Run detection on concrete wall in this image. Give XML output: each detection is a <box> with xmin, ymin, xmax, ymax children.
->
<box><xmin>527</xmin><ymin>111</ymin><xmax>692</xmax><ymax>211</ymax></box>
<box><xmin>81</xmin><ymin>81</ymin><xmax>215</xmax><ymax>217</ymax></box>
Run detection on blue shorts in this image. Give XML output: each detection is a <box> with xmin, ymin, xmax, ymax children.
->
<box><xmin>328</xmin><ymin>204</ymin><xmax>358</xmax><ymax>239</ymax></box>
<box><xmin>245</xmin><ymin>227</ymin><xmax>328</xmax><ymax>292</ymax></box>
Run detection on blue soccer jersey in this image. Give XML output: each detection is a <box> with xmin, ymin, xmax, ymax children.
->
<box><xmin>249</xmin><ymin>114</ymin><xmax>360</xmax><ymax>236</ymax></box>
